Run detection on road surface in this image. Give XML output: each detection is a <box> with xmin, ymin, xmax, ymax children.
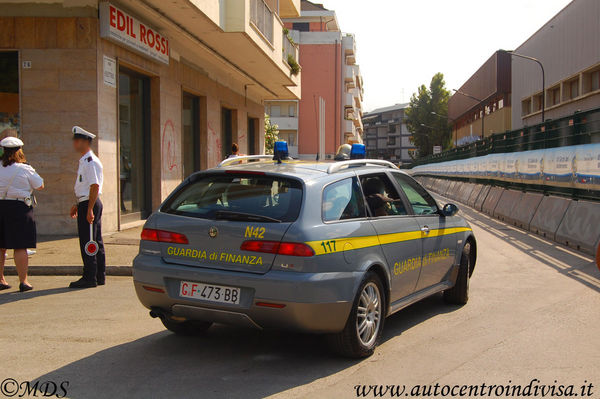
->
<box><xmin>1</xmin><ymin>203</ymin><xmax>599</xmax><ymax>398</ymax></box>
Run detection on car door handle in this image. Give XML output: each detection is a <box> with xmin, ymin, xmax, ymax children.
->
<box><xmin>421</xmin><ymin>226</ymin><xmax>430</xmax><ymax>234</ymax></box>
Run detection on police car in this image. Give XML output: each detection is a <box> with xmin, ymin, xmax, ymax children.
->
<box><xmin>133</xmin><ymin>143</ymin><xmax>476</xmax><ymax>357</ymax></box>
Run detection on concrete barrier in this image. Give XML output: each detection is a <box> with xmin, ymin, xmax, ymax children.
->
<box><xmin>493</xmin><ymin>189</ymin><xmax>524</xmax><ymax>221</ymax></box>
<box><xmin>445</xmin><ymin>180</ymin><xmax>459</xmax><ymax>197</ymax></box>
<box><xmin>529</xmin><ymin>195</ymin><xmax>572</xmax><ymax>240</ymax></box>
<box><xmin>554</xmin><ymin>200</ymin><xmax>600</xmax><ymax>255</ymax></box>
<box><xmin>467</xmin><ymin>185</ymin><xmax>484</xmax><ymax>208</ymax></box>
<box><xmin>448</xmin><ymin>181</ymin><xmax>462</xmax><ymax>200</ymax></box>
<box><xmin>482</xmin><ymin>187</ymin><xmax>505</xmax><ymax>215</ymax></box>
<box><xmin>474</xmin><ymin>185</ymin><xmax>491</xmax><ymax>211</ymax></box>
<box><xmin>460</xmin><ymin>183</ymin><xmax>476</xmax><ymax>205</ymax></box>
<box><xmin>505</xmin><ymin>192</ymin><xmax>544</xmax><ymax>230</ymax></box>
<box><xmin>437</xmin><ymin>179</ymin><xmax>451</xmax><ymax>196</ymax></box>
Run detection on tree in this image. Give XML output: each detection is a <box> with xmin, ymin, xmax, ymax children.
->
<box><xmin>405</xmin><ymin>73</ymin><xmax>452</xmax><ymax>157</ymax></box>
<box><xmin>264</xmin><ymin>113</ymin><xmax>279</xmax><ymax>155</ymax></box>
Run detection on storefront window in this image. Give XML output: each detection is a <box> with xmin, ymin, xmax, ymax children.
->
<box><xmin>119</xmin><ymin>68</ymin><xmax>150</xmax><ymax>222</ymax></box>
<box><xmin>182</xmin><ymin>93</ymin><xmax>200</xmax><ymax>177</ymax></box>
<box><xmin>0</xmin><ymin>52</ymin><xmax>19</xmax><ymax>137</ymax></box>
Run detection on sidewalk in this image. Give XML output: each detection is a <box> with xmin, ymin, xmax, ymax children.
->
<box><xmin>2</xmin><ymin>226</ymin><xmax>142</xmax><ymax>276</ymax></box>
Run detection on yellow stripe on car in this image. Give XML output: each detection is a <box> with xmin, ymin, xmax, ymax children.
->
<box><xmin>306</xmin><ymin>227</ymin><xmax>472</xmax><ymax>256</ymax></box>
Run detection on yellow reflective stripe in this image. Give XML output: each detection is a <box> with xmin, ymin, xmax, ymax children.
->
<box><xmin>305</xmin><ymin>227</ymin><xmax>472</xmax><ymax>256</ymax></box>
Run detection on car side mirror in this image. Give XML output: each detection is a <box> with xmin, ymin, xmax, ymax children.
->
<box><xmin>442</xmin><ymin>203</ymin><xmax>459</xmax><ymax>217</ymax></box>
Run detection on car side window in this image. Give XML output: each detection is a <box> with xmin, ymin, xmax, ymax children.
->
<box><xmin>322</xmin><ymin>177</ymin><xmax>366</xmax><ymax>222</ymax></box>
<box><xmin>392</xmin><ymin>173</ymin><xmax>439</xmax><ymax>215</ymax></box>
<box><xmin>359</xmin><ymin>174</ymin><xmax>407</xmax><ymax>217</ymax></box>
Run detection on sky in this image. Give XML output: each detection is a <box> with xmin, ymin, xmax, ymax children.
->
<box><xmin>318</xmin><ymin>0</ymin><xmax>573</xmax><ymax>112</ymax></box>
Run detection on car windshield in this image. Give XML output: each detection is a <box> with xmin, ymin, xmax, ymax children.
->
<box><xmin>161</xmin><ymin>173</ymin><xmax>303</xmax><ymax>222</ymax></box>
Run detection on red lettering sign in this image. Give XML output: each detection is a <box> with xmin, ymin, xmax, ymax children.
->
<box><xmin>100</xmin><ymin>2</ymin><xmax>170</xmax><ymax>64</ymax></box>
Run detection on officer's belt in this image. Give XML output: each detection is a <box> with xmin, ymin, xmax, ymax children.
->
<box><xmin>2</xmin><ymin>196</ymin><xmax>32</xmax><ymax>205</ymax></box>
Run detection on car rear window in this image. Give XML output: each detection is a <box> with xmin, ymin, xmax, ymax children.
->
<box><xmin>161</xmin><ymin>173</ymin><xmax>303</xmax><ymax>222</ymax></box>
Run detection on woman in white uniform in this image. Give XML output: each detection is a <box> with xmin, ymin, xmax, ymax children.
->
<box><xmin>0</xmin><ymin>137</ymin><xmax>44</xmax><ymax>292</ymax></box>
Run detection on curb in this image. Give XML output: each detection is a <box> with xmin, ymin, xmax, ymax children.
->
<box><xmin>3</xmin><ymin>265</ymin><xmax>132</xmax><ymax>276</ymax></box>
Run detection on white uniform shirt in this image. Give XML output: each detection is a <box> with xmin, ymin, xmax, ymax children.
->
<box><xmin>75</xmin><ymin>150</ymin><xmax>103</xmax><ymax>198</ymax></box>
<box><xmin>0</xmin><ymin>163</ymin><xmax>43</xmax><ymax>199</ymax></box>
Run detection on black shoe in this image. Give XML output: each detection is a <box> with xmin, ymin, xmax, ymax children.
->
<box><xmin>0</xmin><ymin>283</ymin><xmax>12</xmax><ymax>291</ymax></box>
<box><xmin>97</xmin><ymin>281</ymin><xmax>106</xmax><ymax>286</ymax></box>
<box><xmin>19</xmin><ymin>283</ymin><xmax>33</xmax><ymax>292</ymax></box>
<box><xmin>69</xmin><ymin>279</ymin><xmax>97</xmax><ymax>289</ymax></box>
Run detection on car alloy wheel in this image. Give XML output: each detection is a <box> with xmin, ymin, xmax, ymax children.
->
<box><xmin>356</xmin><ymin>282</ymin><xmax>382</xmax><ymax>347</ymax></box>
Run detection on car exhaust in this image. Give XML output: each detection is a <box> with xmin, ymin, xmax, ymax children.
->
<box><xmin>149</xmin><ymin>307</ymin><xmax>168</xmax><ymax>320</ymax></box>
<box><xmin>150</xmin><ymin>307</ymin><xmax>187</xmax><ymax>322</ymax></box>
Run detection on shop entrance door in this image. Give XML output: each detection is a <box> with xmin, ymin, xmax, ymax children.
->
<box><xmin>118</xmin><ymin>67</ymin><xmax>151</xmax><ymax>224</ymax></box>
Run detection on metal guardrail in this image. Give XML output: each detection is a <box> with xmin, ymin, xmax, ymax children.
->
<box><xmin>250</xmin><ymin>0</ymin><xmax>274</xmax><ymax>43</ymax></box>
<box><xmin>283</xmin><ymin>32</ymin><xmax>298</xmax><ymax>63</ymax></box>
<box><xmin>409</xmin><ymin>107</ymin><xmax>600</xmax><ymax>168</ymax></box>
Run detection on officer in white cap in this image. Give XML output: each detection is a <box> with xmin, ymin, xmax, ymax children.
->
<box><xmin>69</xmin><ymin>126</ymin><xmax>105</xmax><ymax>289</ymax></box>
<box><xmin>0</xmin><ymin>136</ymin><xmax>44</xmax><ymax>292</ymax></box>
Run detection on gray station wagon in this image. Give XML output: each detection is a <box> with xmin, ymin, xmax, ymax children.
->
<box><xmin>133</xmin><ymin>156</ymin><xmax>477</xmax><ymax>357</ymax></box>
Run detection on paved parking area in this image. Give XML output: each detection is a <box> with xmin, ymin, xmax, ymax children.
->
<box><xmin>1</xmin><ymin>205</ymin><xmax>599</xmax><ymax>398</ymax></box>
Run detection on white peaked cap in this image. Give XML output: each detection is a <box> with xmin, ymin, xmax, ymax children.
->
<box><xmin>0</xmin><ymin>136</ymin><xmax>24</xmax><ymax>148</ymax></box>
<box><xmin>72</xmin><ymin>126</ymin><xmax>96</xmax><ymax>139</ymax></box>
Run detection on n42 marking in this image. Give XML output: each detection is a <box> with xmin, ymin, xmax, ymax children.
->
<box><xmin>245</xmin><ymin>226</ymin><xmax>265</xmax><ymax>239</ymax></box>
<box><xmin>320</xmin><ymin>240</ymin><xmax>337</xmax><ymax>253</ymax></box>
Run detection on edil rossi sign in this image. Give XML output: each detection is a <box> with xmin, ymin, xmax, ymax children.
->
<box><xmin>100</xmin><ymin>2</ymin><xmax>169</xmax><ymax>65</ymax></box>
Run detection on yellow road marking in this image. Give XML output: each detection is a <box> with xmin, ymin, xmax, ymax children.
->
<box><xmin>306</xmin><ymin>227</ymin><xmax>472</xmax><ymax>256</ymax></box>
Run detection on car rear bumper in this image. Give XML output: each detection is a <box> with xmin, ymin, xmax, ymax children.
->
<box><xmin>133</xmin><ymin>254</ymin><xmax>360</xmax><ymax>333</ymax></box>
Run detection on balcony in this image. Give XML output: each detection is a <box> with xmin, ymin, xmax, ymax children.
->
<box><xmin>342</xmin><ymin>34</ymin><xmax>356</xmax><ymax>65</ymax></box>
<box><xmin>136</xmin><ymin>0</ymin><xmax>301</xmax><ymax>99</ymax></box>
<box><xmin>344</xmin><ymin>119</ymin><xmax>355</xmax><ymax>136</ymax></box>
<box><xmin>352</xmin><ymin>87</ymin><xmax>362</xmax><ymax>108</ymax></box>
<box><xmin>269</xmin><ymin>116</ymin><xmax>298</xmax><ymax>130</ymax></box>
<box><xmin>354</xmin><ymin>114</ymin><xmax>363</xmax><ymax>130</ymax></box>
<box><xmin>282</xmin><ymin>30</ymin><xmax>299</xmax><ymax>72</ymax></box>
<box><xmin>278</xmin><ymin>0</ymin><xmax>301</xmax><ymax>18</ymax></box>
<box><xmin>250</xmin><ymin>0</ymin><xmax>274</xmax><ymax>43</ymax></box>
<box><xmin>345</xmin><ymin>65</ymin><xmax>356</xmax><ymax>88</ymax></box>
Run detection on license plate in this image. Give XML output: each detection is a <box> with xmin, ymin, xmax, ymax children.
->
<box><xmin>179</xmin><ymin>281</ymin><xmax>241</xmax><ymax>305</ymax></box>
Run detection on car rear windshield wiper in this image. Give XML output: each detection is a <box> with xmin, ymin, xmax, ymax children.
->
<box><xmin>215</xmin><ymin>210</ymin><xmax>281</xmax><ymax>223</ymax></box>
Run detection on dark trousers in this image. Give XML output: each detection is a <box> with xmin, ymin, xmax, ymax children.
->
<box><xmin>77</xmin><ymin>199</ymin><xmax>106</xmax><ymax>283</ymax></box>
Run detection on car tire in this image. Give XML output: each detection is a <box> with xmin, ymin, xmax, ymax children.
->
<box><xmin>160</xmin><ymin>318</ymin><xmax>213</xmax><ymax>336</ymax></box>
<box><xmin>443</xmin><ymin>242</ymin><xmax>471</xmax><ymax>305</ymax></box>
<box><xmin>329</xmin><ymin>271</ymin><xmax>386</xmax><ymax>358</ymax></box>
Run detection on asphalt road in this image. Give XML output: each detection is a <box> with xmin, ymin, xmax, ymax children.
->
<box><xmin>1</xmin><ymin>203</ymin><xmax>599</xmax><ymax>399</ymax></box>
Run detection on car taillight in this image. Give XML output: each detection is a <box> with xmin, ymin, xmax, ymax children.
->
<box><xmin>141</xmin><ymin>228</ymin><xmax>189</xmax><ymax>244</ymax></box>
<box><xmin>241</xmin><ymin>240</ymin><xmax>314</xmax><ymax>257</ymax></box>
<box><xmin>277</xmin><ymin>242</ymin><xmax>315</xmax><ymax>257</ymax></box>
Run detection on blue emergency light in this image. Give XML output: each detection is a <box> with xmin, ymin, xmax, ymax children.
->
<box><xmin>350</xmin><ymin>143</ymin><xmax>366</xmax><ymax>159</ymax></box>
<box><xmin>273</xmin><ymin>141</ymin><xmax>289</xmax><ymax>163</ymax></box>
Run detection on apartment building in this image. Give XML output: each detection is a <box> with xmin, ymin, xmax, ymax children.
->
<box><xmin>363</xmin><ymin>103</ymin><xmax>416</xmax><ymax>165</ymax></box>
<box><xmin>448</xmin><ymin>50</ymin><xmax>512</xmax><ymax>145</ymax></box>
<box><xmin>0</xmin><ymin>0</ymin><xmax>301</xmax><ymax>234</ymax></box>
<box><xmin>266</xmin><ymin>0</ymin><xmax>364</xmax><ymax>160</ymax></box>
<box><xmin>512</xmin><ymin>0</ymin><xmax>600</xmax><ymax>129</ymax></box>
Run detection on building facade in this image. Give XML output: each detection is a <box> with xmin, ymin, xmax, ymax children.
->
<box><xmin>448</xmin><ymin>50</ymin><xmax>512</xmax><ymax>146</ymax></box>
<box><xmin>363</xmin><ymin>103</ymin><xmax>415</xmax><ymax>165</ymax></box>
<box><xmin>0</xmin><ymin>0</ymin><xmax>301</xmax><ymax>234</ymax></box>
<box><xmin>265</xmin><ymin>0</ymin><xmax>364</xmax><ymax>160</ymax></box>
<box><xmin>512</xmin><ymin>0</ymin><xmax>600</xmax><ymax>129</ymax></box>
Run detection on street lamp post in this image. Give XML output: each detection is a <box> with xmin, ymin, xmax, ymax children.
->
<box><xmin>453</xmin><ymin>89</ymin><xmax>485</xmax><ymax>140</ymax></box>
<box><xmin>431</xmin><ymin>111</ymin><xmax>458</xmax><ymax>147</ymax></box>
<box><xmin>420</xmin><ymin>123</ymin><xmax>439</xmax><ymax>155</ymax></box>
<box><xmin>500</xmin><ymin>50</ymin><xmax>545</xmax><ymax>123</ymax></box>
